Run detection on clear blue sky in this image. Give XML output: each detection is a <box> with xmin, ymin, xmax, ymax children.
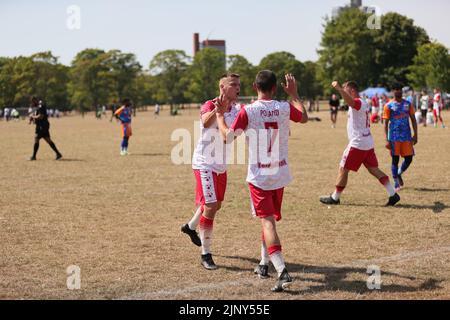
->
<box><xmin>1</xmin><ymin>0</ymin><xmax>449</xmax><ymax>67</ymax></box>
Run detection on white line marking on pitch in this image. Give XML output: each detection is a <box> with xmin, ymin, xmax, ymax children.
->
<box><xmin>119</xmin><ymin>245</ymin><xmax>450</xmax><ymax>300</ymax></box>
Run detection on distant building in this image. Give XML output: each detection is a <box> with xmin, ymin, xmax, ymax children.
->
<box><xmin>193</xmin><ymin>33</ymin><xmax>226</xmax><ymax>56</ymax></box>
<box><xmin>332</xmin><ymin>0</ymin><xmax>377</xmax><ymax>18</ymax></box>
<box><xmin>351</xmin><ymin>0</ymin><xmax>362</xmax><ymax>7</ymax></box>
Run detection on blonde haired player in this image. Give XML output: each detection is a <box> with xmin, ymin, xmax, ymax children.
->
<box><xmin>181</xmin><ymin>73</ymin><xmax>242</xmax><ymax>270</ymax></box>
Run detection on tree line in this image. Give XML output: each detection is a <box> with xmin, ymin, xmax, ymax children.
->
<box><xmin>0</xmin><ymin>10</ymin><xmax>448</xmax><ymax>112</ymax></box>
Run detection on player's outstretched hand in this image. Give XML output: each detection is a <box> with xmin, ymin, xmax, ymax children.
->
<box><xmin>282</xmin><ymin>74</ymin><xmax>299</xmax><ymax>98</ymax></box>
<box><xmin>412</xmin><ymin>135</ymin><xmax>418</xmax><ymax>145</ymax></box>
<box><xmin>332</xmin><ymin>81</ymin><xmax>342</xmax><ymax>91</ymax></box>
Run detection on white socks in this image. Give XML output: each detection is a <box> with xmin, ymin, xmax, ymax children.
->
<box><xmin>188</xmin><ymin>206</ymin><xmax>203</xmax><ymax>230</ymax></box>
<box><xmin>385</xmin><ymin>183</ymin><xmax>396</xmax><ymax>197</ymax></box>
<box><xmin>199</xmin><ymin>215</ymin><xmax>214</xmax><ymax>255</ymax></box>
<box><xmin>260</xmin><ymin>242</ymin><xmax>270</xmax><ymax>266</ymax></box>
<box><xmin>270</xmin><ymin>251</ymin><xmax>286</xmax><ymax>276</ymax></box>
<box><xmin>332</xmin><ymin>191</ymin><xmax>341</xmax><ymax>201</ymax></box>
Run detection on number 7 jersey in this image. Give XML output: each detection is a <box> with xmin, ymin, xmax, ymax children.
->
<box><xmin>230</xmin><ymin>100</ymin><xmax>303</xmax><ymax>191</ymax></box>
<box><xmin>347</xmin><ymin>98</ymin><xmax>374</xmax><ymax>151</ymax></box>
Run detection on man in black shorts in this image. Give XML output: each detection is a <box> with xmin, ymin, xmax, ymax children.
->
<box><xmin>329</xmin><ymin>93</ymin><xmax>340</xmax><ymax>128</ymax></box>
<box><xmin>29</xmin><ymin>97</ymin><xmax>62</xmax><ymax>161</ymax></box>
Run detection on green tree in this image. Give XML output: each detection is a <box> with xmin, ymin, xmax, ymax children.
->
<box><xmin>29</xmin><ymin>52</ymin><xmax>69</xmax><ymax>109</ymax></box>
<box><xmin>69</xmin><ymin>49</ymin><xmax>114</xmax><ymax>114</ymax></box>
<box><xmin>186</xmin><ymin>48</ymin><xmax>226</xmax><ymax>103</ymax></box>
<box><xmin>301</xmin><ymin>61</ymin><xmax>322</xmax><ymax>99</ymax></box>
<box><xmin>318</xmin><ymin>10</ymin><xmax>430</xmax><ymax>94</ymax></box>
<box><xmin>258</xmin><ymin>51</ymin><xmax>305</xmax><ymax>99</ymax></box>
<box><xmin>373</xmin><ymin>13</ymin><xmax>430</xmax><ymax>87</ymax></box>
<box><xmin>227</xmin><ymin>55</ymin><xmax>256</xmax><ymax>97</ymax></box>
<box><xmin>318</xmin><ymin>9</ymin><xmax>376</xmax><ymax>95</ymax></box>
<box><xmin>149</xmin><ymin>50</ymin><xmax>190</xmax><ymax>114</ymax></box>
<box><xmin>408</xmin><ymin>42</ymin><xmax>450</xmax><ymax>91</ymax></box>
<box><xmin>0</xmin><ymin>52</ymin><xmax>69</xmax><ymax>108</ymax></box>
<box><xmin>0</xmin><ymin>57</ymin><xmax>16</xmax><ymax>107</ymax></box>
<box><xmin>106</xmin><ymin>50</ymin><xmax>142</xmax><ymax>102</ymax></box>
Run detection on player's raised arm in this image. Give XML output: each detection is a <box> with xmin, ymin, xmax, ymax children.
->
<box><xmin>332</xmin><ymin>81</ymin><xmax>357</xmax><ymax>108</ymax></box>
<box><xmin>201</xmin><ymin>105</ymin><xmax>218</xmax><ymax>128</ymax></box>
<box><xmin>282</xmin><ymin>74</ymin><xmax>308</xmax><ymax>123</ymax></box>
<box><xmin>114</xmin><ymin>106</ymin><xmax>124</xmax><ymax>116</ymax></box>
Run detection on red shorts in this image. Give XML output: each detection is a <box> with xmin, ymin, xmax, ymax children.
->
<box><xmin>433</xmin><ymin>108</ymin><xmax>442</xmax><ymax>117</ymax></box>
<box><xmin>388</xmin><ymin>141</ymin><xmax>415</xmax><ymax>157</ymax></box>
<box><xmin>194</xmin><ymin>169</ymin><xmax>227</xmax><ymax>206</ymax></box>
<box><xmin>249</xmin><ymin>183</ymin><xmax>284</xmax><ymax>221</ymax></box>
<box><xmin>370</xmin><ymin>113</ymin><xmax>380</xmax><ymax>123</ymax></box>
<box><xmin>340</xmin><ymin>146</ymin><xmax>379</xmax><ymax>172</ymax></box>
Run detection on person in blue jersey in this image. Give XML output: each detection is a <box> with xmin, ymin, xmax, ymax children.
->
<box><xmin>114</xmin><ymin>98</ymin><xmax>133</xmax><ymax>156</ymax></box>
<box><xmin>383</xmin><ymin>83</ymin><xmax>418</xmax><ymax>191</ymax></box>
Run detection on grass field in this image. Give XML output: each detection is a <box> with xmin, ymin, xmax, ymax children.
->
<box><xmin>1</xmin><ymin>109</ymin><xmax>449</xmax><ymax>300</ymax></box>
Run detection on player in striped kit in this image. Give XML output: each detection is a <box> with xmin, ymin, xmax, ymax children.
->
<box><xmin>181</xmin><ymin>73</ymin><xmax>242</xmax><ymax>270</ymax></box>
<box><xmin>215</xmin><ymin>71</ymin><xmax>308</xmax><ymax>292</ymax></box>
<box><xmin>320</xmin><ymin>81</ymin><xmax>400</xmax><ymax>207</ymax></box>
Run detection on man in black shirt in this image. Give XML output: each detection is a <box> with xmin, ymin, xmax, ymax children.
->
<box><xmin>29</xmin><ymin>97</ymin><xmax>62</xmax><ymax>161</ymax></box>
<box><xmin>329</xmin><ymin>93</ymin><xmax>340</xmax><ymax>128</ymax></box>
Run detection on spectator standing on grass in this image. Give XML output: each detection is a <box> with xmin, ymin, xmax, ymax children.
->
<box><xmin>433</xmin><ymin>88</ymin><xmax>445</xmax><ymax>128</ymax></box>
<box><xmin>4</xmin><ymin>107</ymin><xmax>10</xmax><ymax>121</ymax></box>
<box><xmin>11</xmin><ymin>108</ymin><xmax>19</xmax><ymax>120</ymax></box>
<box><xmin>154</xmin><ymin>104</ymin><xmax>160</xmax><ymax>118</ymax></box>
<box><xmin>329</xmin><ymin>93</ymin><xmax>340</xmax><ymax>128</ymax></box>
<box><xmin>420</xmin><ymin>91</ymin><xmax>429</xmax><ymax>127</ymax></box>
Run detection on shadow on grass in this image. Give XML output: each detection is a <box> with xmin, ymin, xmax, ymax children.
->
<box><xmin>396</xmin><ymin>202</ymin><xmax>448</xmax><ymax>213</ymax></box>
<box><xmin>218</xmin><ymin>255</ymin><xmax>444</xmax><ymax>296</ymax></box>
<box><xmin>58</xmin><ymin>158</ymin><xmax>86</xmax><ymax>162</ymax></box>
<box><xmin>413</xmin><ymin>188</ymin><xmax>450</xmax><ymax>193</ymax></box>
<box><xmin>344</xmin><ymin>202</ymin><xmax>448</xmax><ymax>213</ymax></box>
<box><xmin>129</xmin><ymin>153</ymin><xmax>168</xmax><ymax>157</ymax></box>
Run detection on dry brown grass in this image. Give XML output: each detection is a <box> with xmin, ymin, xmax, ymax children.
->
<box><xmin>0</xmin><ymin>109</ymin><xmax>449</xmax><ymax>300</ymax></box>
